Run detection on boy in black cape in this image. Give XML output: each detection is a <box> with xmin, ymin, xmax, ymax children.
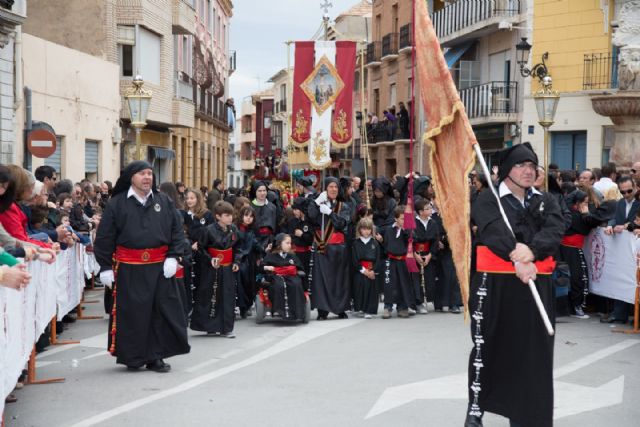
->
<box><xmin>285</xmin><ymin>197</ymin><xmax>314</xmax><ymax>291</ymax></box>
<box><xmin>381</xmin><ymin>205</ymin><xmax>414</xmax><ymax>319</ymax></box>
<box><xmin>411</xmin><ymin>198</ymin><xmax>439</xmax><ymax>314</ymax></box>
<box><xmin>190</xmin><ymin>201</ymin><xmax>240</xmax><ymax>338</ymax></box>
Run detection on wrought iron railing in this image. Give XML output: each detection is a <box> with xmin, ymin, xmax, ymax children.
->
<box><xmin>583</xmin><ymin>51</ymin><xmax>618</xmax><ymax>90</ymax></box>
<box><xmin>382</xmin><ymin>33</ymin><xmax>399</xmax><ymax>57</ymax></box>
<box><xmin>366</xmin><ymin>41</ymin><xmax>381</xmax><ymax>64</ymax></box>
<box><xmin>459</xmin><ymin>81</ymin><xmax>518</xmax><ymax>119</ymax></box>
<box><xmin>432</xmin><ymin>0</ymin><xmax>521</xmax><ymax>40</ymax></box>
<box><xmin>399</xmin><ymin>24</ymin><xmax>412</xmax><ymax>50</ymax></box>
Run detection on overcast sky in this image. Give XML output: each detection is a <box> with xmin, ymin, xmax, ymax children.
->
<box><xmin>229</xmin><ymin>0</ymin><xmax>359</xmax><ymax>110</ymax></box>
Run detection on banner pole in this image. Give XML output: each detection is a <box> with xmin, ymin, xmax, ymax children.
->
<box><xmin>360</xmin><ymin>43</ymin><xmax>371</xmax><ymax>209</ymax></box>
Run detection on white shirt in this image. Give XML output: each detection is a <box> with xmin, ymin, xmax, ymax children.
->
<box><xmin>499</xmin><ymin>181</ymin><xmax>541</xmax><ymax>208</ymax></box>
<box><xmin>392</xmin><ymin>223</ymin><xmax>402</xmax><ymax>238</ymax></box>
<box><xmin>593</xmin><ymin>177</ymin><xmax>617</xmax><ymax>196</ymax></box>
<box><xmin>127</xmin><ymin>186</ymin><xmax>153</xmax><ymax>205</ymax></box>
<box><xmin>359</xmin><ymin>236</ymin><xmax>372</xmax><ymax>245</ymax></box>
<box><xmin>416</xmin><ymin>215</ymin><xmax>430</xmax><ymax>229</ymax></box>
<box><xmin>625</xmin><ymin>198</ymin><xmax>634</xmax><ymax>218</ymax></box>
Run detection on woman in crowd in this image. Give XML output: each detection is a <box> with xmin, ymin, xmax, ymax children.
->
<box><xmin>307</xmin><ymin>177</ymin><xmax>352</xmax><ymax>320</ymax></box>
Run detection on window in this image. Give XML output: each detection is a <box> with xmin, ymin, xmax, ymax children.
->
<box><xmin>211</xmin><ymin>7</ymin><xmax>216</xmax><ymax>35</ymax></box>
<box><xmin>182</xmin><ymin>36</ymin><xmax>191</xmax><ymax>75</ymax></box>
<box><xmin>85</xmin><ymin>140</ymin><xmax>99</xmax><ymax>180</ymax></box>
<box><xmin>138</xmin><ymin>27</ymin><xmax>161</xmax><ymax>84</ymax></box>
<box><xmin>458</xmin><ymin>60</ymin><xmax>481</xmax><ymax>89</ymax></box>
<box><xmin>407</xmin><ymin>77</ymin><xmax>412</xmax><ymax>99</ymax></box>
<box><xmin>117</xmin><ymin>25</ymin><xmax>135</xmax><ymax>78</ymax></box>
<box><xmin>207</xmin><ymin>0</ymin><xmax>212</xmax><ymax>33</ymax></box>
<box><xmin>389</xmin><ymin>83</ymin><xmax>397</xmax><ymax>108</ymax></box>
<box><xmin>45</xmin><ymin>136</ymin><xmax>63</xmax><ymax>174</ymax></box>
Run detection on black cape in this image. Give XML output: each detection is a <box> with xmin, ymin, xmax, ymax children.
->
<box><xmin>94</xmin><ymin>191</ymin><xmax>190</xmax><ymax>367</ymax></box>
<box><xmin>260</xmin><ymin>252</ymin><xmax>306</xmax><ymax>320</ymax></box>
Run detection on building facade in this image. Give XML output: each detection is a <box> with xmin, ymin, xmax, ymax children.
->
<box><xmin>171</xmin><ymin>0</ymin><xmax>235</xmax><ymax>189</ymax></box>
<box><xmin>0</xmin><ymin>0</ymin><xmax>26</xmax><ymax>165</ymax></box>
<box><xmin>366</xmin><ymin>0</ymin><xmax>428</xmax><ymax>177</ymax></box>
<box><xmin>20</xmin><ymin>0</ymin><xmax>233</xmax><ymax>185</ymax></box>
<box><xmin>523</xmin><ymin>0</ymin><xmax>619</xmax><ymax>170</ymax></box>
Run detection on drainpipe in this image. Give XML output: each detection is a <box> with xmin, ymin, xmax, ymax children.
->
<box><xmin>23</xmin><ymin>85</ymin><xmax>31</xmax><ymax>169</ymax></box>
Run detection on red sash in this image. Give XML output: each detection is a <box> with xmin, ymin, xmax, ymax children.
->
<box><xmin>115</xmin><ymin>245</ymin><xmax>168</xmax><ymax>264</ymax></box>
<box><xmin>258</xmin><ymin>227</ymin><xmax>273</xmax><ymax>235</ymax></box>
<box><xmin>561</xmin><ymin>234</ymin><xmax>585</xmax><ymax>248</ymax></box>
<box><xmin>207</xmin><ymin>248</ymin><xmax>233</xmax><ymax>266</ymax></box>
<box><xmin>476</xmin><ymin>245</ymin><xmax>555</xmax><ymax>275</ymax></box>
<box><xmin>388</xmin><ymin>253</ymin><xmax>406</xmax><ymax>261</ymax></box>
<box><xmin>293</xmin><ymin>244</ymin><xmax>311</xmax><ymax>253</ymax></box>
<box><xmin>327</xmin><ymin>232</ymin><xmax>345</xmax><ymax>245</ymax></box>
<box><xmin>359</xmin><ymin>260</ymin><xmax>374</xmax><ymax>270</ymax></box>
<box><xmin>414</xmin><ymin>242</ymin><xmax>431</xmax><ymax>253</ymax></box>
<box><xmin>175</xmin><ymin>267</ymin><xmax>184</xmax><ymax>279</ymax></box>
<box><xmin>272</xmin><ymin>265</ymin><xmax>297</xmax><ymax>276</ymax></box>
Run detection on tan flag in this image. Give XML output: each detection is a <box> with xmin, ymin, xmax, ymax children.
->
<box><xmin>415</xmin><ymin>0</ymin><xmax>477</xmax><ymax>315</ymax></box>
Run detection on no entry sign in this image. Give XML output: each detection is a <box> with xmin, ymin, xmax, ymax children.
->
<box><xmin>28</xmin><ymin>128</ymin><xmax>57</xmax><ymax>158</ymax></box>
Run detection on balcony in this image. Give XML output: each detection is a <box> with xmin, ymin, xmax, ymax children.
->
<box><xmin>381</xmin><ymin>33</ymin><xmax>399</xmax><ymax>61</ymax></box>
<box><xmin>583</xmin><ymin>51</ymin><xmax>618</xmax><ymax>90</ymax></box>
<box><xmin>194</xmin><ymin>86</ymin><xmax>231</xmax><ymax>131</ymax></box>
<box><xmin>241</xmin><ymin>131</ymin><xmax>256</xmax><ymax>143</ymax></box>
<box><xmin>172</xmin><ymin>97</ymin><xmax>195</xmax><ymax>128</ymax></box>
<box><xmin>399</xmin><ymin>24</ymin><xmax>412</xmax><ymax>54</ymax></box>
<box><xmin>172</xmin><ymin>0</ymin><xmax>196</xmax><ymax>35</ymax></box>
<box><xmin>432</xmin><ymin>0</ymin><xmax>521</xmax><ymax>47</ymax></box>
<box><xmin>366</xmin><ymin>41</ymin><xmax>381</xmax><ymax>67</ymax></box>
<box><xmin>459</xmin><ymin>81</ymin><xmax>518</xmax><ymax>123</ymax></box>
<box><xmin>229</xmin><ymin>50</ymin><xmax>237</xmax><ymax>75</ymax></box>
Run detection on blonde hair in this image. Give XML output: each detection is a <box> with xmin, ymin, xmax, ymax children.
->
<box><xmin>356</xmin><ymin>217</ymin><xmax>375</xmax><ymax>238</ymax></box>
<box><xmin>603</xmin><ymin>186</ymin><xmax>622</xmax><ymax>202</ymax></box>
<box><xmin>185</xmin><ymin>188</ymin><xmax>209</xmax><ymax>219</ymax></box>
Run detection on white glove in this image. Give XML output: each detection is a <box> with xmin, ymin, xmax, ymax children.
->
<box><xmin>163</xmin><ymin>257</ymin><xmax>178</xmax><ymax>278</ymax></box>
<box><xmin>319</xmin><ymin>203</ymin><xmax>332</xmax><ymax>216</ymax></box>
<box><xmin>315</xmin><ymin>191</ymin><xmax>328</xmax><ymax>206</ymax></box>
<box><xmin>100</xmin><ymin>270</ymin><xmax>114</xmax><ymax>289</ymax></box>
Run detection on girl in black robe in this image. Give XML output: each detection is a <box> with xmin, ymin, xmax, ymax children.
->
<box><xmin>250</xmin><ymin>181</ymin><xmax>278</xmax><ymax>255</ymax></box>
<box><xmin>285</xmin><ymin>197</ymin><xmax>314</xmax><ymax>291</ymax></box>
<box><xmin>181</xmin><ymin>188</ymin><xmax>215</xmax><ymax>316</ymax></box>
<box><xmin>259</xmin><ymin>234</ymin><xmax>307</xmax><ymax>321</ymax></box>
<box><xmin>235</xmin><ymin>206</ymin><xmax>260</xmax><ymax>318</ymax></box>
<box><xmin>351</xmin><ymin>218</ymin><xmax>381</xmax><ymax>318</ymax></box>
<box><xmin>560</xmin><ymin>189</ymin><xmax>601</xmax><ymax>318</ymax></box>
<box><xmin>307</xmin><ymin>177</ymin><xmax>352</xmax><ymax>320</ymax></box>
<box><xmin>381</xmin><ymin>206</ymin><xmax>414</xmax><ymax>319</ymax></box>
<box><xmin>411</xmin><ymin>198</ymin><xmax>440</xmax><ymax>314</ymax></box>
<box><xmin>190</xmin><ymin>201</ymin><xmax>240</xmax><ymax>338</ymax></box>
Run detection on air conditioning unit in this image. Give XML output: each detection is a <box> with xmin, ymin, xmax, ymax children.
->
<box><xmin>112</xmin><ymin>126</ymin><xmax>122</xmax><ymax>144</ymax></box>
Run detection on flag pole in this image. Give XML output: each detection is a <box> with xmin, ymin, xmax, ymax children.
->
<box><xmin>472</xmin><ymin>143</ymin><xmax>555</xmax><ymax>336</ymax></box>
<box><xmin>359</xmin><ymin>43</ymin><xmax>371</xmax><ymax>209</ymax></box>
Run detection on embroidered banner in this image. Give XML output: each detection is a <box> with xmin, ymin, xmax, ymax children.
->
<box><xmin>290</xmin><ymin>41</ymin><xmax>315</xmax><ymax>146</ymax></box>
<box><xmin>332</xmin><ymin>41</ymin><xmax>356</xmax><ymax>148</ymax></box>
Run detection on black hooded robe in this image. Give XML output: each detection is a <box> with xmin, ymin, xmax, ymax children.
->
<box><xmin>94</xmin><ymin>168</ymin><xmax>190</xmax><ymax>368</ymax></box>
<box><xmin>382</xmin><ymin>225</ymin><xmax>414</xmax><ymax>310</ymax></box>
<box><xmin>411</xmin><ymin>216</ymin><xmax>440</xmax><ymax>306</ymax></box>
<box><xmin>351</xmin><ymin>237</ymin><xmax>381</xmax><ymax>315</ymax></box>
<box><xmin>259</xmin><ymin>252</ymin><xmax>307</xmax><ymax>320</ymax></box>
<box><xmin>468</xmin><ymin>187</ymin><xmax>564</xmax><ymax>427</ymax></box>
<box><xmin>190</xmin><ymin>222</ymin><xmax>240</xmax><ymax>334</ymax></box>
<box><xmin>308</xmin><ymin>198</ymin><xmax>352</xmax><ymax>316</ymax></box>
<box><xmin>284</xmin><ymin>215</ymin><xmax>315</xmax><ymax>291</ymax></box>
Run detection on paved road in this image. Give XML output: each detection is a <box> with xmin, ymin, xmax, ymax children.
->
<box><xmin>5</xmin><ymin>289</ymin><xmax>640</xmax><ymax>426</ymax></box>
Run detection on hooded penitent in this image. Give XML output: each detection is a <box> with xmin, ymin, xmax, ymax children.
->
<box><xmin>497</xmin><ymin>142</ymin><xmax>538</xmax><ymax>183</ymax></box>
<box><xmin>111</xmin><ymin>161</ymin><xmax>155</xmax><ymax>197</ymax></box>
<box><xmin>372</xmin><ymin>176</ymin><xmax>394</xmax><ymax>199</ymax></box>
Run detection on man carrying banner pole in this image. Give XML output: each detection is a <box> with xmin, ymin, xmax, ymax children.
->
<box><xmin>413</xmin><ymin>1</ymin><xmax>564</xmax><ymax>425</ymax></box>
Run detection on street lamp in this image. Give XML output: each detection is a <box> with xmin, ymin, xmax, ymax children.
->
<box><xmin>533</xmin><ymin>76</ymin><xmax>560</xmax><ymax>191</ymax></box>
<box><xmin>124</xmin><ymin>75</ymin><xmax>152</xmax><ymax>161</ymax></box>
<box><xmin>516</xmin><ymin>37</ymin><xmax>550</xmax><ymax>82</ymax></box>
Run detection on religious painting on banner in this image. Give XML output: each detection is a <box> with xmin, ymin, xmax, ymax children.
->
<box><xmin>290</xmin><ymin>40</ymin><xmax>356</xmax><ymax>167</ymax></box>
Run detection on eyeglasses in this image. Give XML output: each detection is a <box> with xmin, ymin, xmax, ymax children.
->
<box><xmin>621</xmin><ymin>189</ymin><xmax>635</xmax><ymax>195</ymax></box>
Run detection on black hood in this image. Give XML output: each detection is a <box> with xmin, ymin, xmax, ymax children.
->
<box><xmin>112</xmin><ymin>161</ymin><xmax>155</xmax><ymax>197</ymax></box>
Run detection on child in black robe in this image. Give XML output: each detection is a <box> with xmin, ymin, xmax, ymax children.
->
<box><xmin>235</xmin><ymin>206</ymin><xmax>260</xmax><ymax>318</ymax></box>
<box><xmin>381</xmin><ymin>206</ymin><xmax>414</xmax><ymax>319</ymax></box>
<box><xmin>351</xmin><ymin>218</ymin><xmax>381</xmax><ymax>318</ymax></box>
<box><xmin>285</xmin><ymin>197</ymin><xmax>314</xmax><ymax>291</ymax></box>
<box><xmin>259</xmin><ymin>234</ymin><xmax>307</xmax><ymax>321</ymax></box>
<box><xmin>411</xmin><ymin>198</ymin><xmax>440</xmax><ymax>314</ymax></box>
<box><xmin>190</xmin><ymin>201</ymin><xmax>240</xmax><ymax>338</ymax></box>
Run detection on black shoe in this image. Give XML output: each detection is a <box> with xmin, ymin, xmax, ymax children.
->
<box><xmin>600</xmin><ymin>317</ymin><xmax>627</xmax><ymax>324</ymax></box>
<box><xmin>145</xmin><ymin>359</ymin><xmax>171</xmax><ymax>373</ymax></box>
<box><xmin>126</xmin><ymin>365</ymin><xmax>142</xmax><ymax>371</ymax></box>
<box><xmin>338</xmin><ymin>312</ymin><xmax>348</xmax><ymax>319</ymax></box>
<box><xmin>464</xmin><ymin>414</ymin><xmax>483</xmax><ymax>427</ymax></box>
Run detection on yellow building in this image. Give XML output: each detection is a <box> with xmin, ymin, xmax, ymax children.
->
<box><xmin>523</xmin><ymin>0</ymin><xmax>619</xmax><ymax>170</ymax></box>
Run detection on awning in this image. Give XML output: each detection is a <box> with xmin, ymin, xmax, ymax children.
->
<box><xmin>149</xmin><ymin>147</ymin><xmax>176</xmax><ymax>160</ymax></box>
<box><xmin>444</xmin><ymin>41</ymin><xmax>474</xmax><ymax>68</ymax></box>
